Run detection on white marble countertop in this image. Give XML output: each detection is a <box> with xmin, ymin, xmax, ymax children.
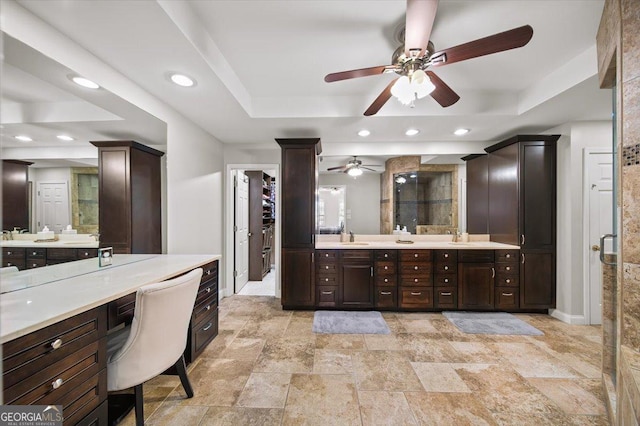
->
<box><xmin>1</xmin><ymin>238</ymin><xmax>99</xmax><ymax>249</ymax></box>
<box><xmin>315</xmin><ymin>241</ymin><xmax>520</xmax><ymax>250</ymax></box>
<box><xmin>0</xmin><ymin>254</ymin><xmax>221</xmax><ymax>343</ymax></box>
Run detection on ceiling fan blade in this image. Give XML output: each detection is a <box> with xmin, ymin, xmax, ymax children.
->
<box><xmin>360</xmin><ymin>167</ymin><xmax>378</xmax><ymax>172</ymax></box>
<box><xmin>404</xmin><ymin>0</ymin><xmax>438</xmax><ymax>58</ymax></box>
<box><xmin>324</xmin><ymin>65</ymin><xmax>389</xmax><ymax>83</ymax></box>
<box><xmin>426</xmin><ymin>71</ymin><xmax>460</xmax><ymax>107</ymax></box>
<box><xmin>429</xmin><ymin>25</ymin><xmax>533</xmax><ymax>68</ymax></box>
<box><xmin>364</xmin><ymin>77</ymin><xmax>399</xmax><ymax>116</ymax></box>
<box><xmin>327</xmin><ymin>165</ymin><xmax>348</xmax><ymax>171</ymax></box>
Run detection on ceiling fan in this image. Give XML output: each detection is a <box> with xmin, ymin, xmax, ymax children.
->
<box><xmin>324</xmin><ymin>0</ymin><xmax>533</xmax><ymax>116</ymax></box>
<box><xmin>327</xmin><ymin>156</ymin><xmax>379</xmax><ymax>176</ymax></box>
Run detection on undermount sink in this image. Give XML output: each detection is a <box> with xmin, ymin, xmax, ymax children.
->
<box><xmin>340</xmin><ymin>242</ymin><xmax>369</xmax><ymax>245</ymax></box>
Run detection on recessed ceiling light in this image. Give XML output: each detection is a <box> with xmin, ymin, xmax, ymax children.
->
<box><xmin>72</xmin><ymin>76</ymin><xmax>100</xmax><ymax>89</ymax></box>
<box><xmin>170</xmin><ymin>73</ymin><xmax>196</xmax><ymax>87</ymax></box>
<box><xmin>358</xmin><ymin>129</ymin><xmax>370</xmax><ymax>137</ymax></box>
<box><xmin>454</xmin><ymin>128</ymin><xmax>470</xmax><ymax>136</ymax></box>
<box><xmin>57</xmin><ymin>135</ymin><xmax>75</xmax><ymax>141</ymax></box>
<box><xmin>405</xmin><ymin>129</ymin><xmax>420</xmax><ymax>136</ymax></box>
<box><xmin>15</xmin><ymin>135</ymin><xmax>32</xmax><ymax>142</ymax></box>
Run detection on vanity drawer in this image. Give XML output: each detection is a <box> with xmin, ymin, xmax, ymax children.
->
<box><xmin>77</xmin><ymin>249</ymin><xmax>98</xmax><ymax>259</ymax></box>
<box><xmin>3</xmin><ymin>306</ymin><xmax>107</xmax><ymax>391</ymax></box>
<box><xmin>47</xmin><ymin>248</ymin><xmax>77</xmax><ymax>260</ymax></box>
<box><xmin>317</xmin><ymin>250</ymin><xmax>337</xmax><ymax>260</ymax></box>
<box><xmin>108</xmin><ymin>293</ymin><xmax>136</xmax><ymax>329</ymax></box>
<box><xmin>399</xmin><ymin>263</ymin><xmax>432</xmax><ymax>276</ymax></box>
<box><xmin>193</xmin><ymin>310</ymin><xmax>218</xmax><ymax>356</ymax></box>
<box><xmin>4</xmin><ymin>338</ymin><xmax>106</xmax><ymax>405</ymax></box>
<box><xmin>375</xmin><ymin>275</ymin><xmax>396</xmax><ymax>287</ymax></box>
<box><xmin>495</xmin><ymin>287</ymin><xmax>519</xmax><ymax>309</ymax></box>
<box><xmin>66</xmin><ymin>376</ymin><xmax>108</xmax><ymax>426</ymax></box>
<box><xmin>318</xmin><ymin>263</ymin><xmax>338</xmax><ymax>274</ymax></box>
<box><xmin>317</xmin><ymin>275</ymin><xmax>337</xmax><ymax>285</ymax></box>
<box><xmin>375</xmin><ymin>250</ymin><xmax>397</xmax><ymax>261</ymax></box>
<box><xmin>375</xmin><ymin>261</ymin><xmax>396</xmax><ymax>275</ymax></box>
<box><xmin>434</xmin><ymin>287</ymin><xmax>457</xmax><ymax>309</ymax></box>
<box><xmin>3</xmin><ymin>259</ymin><xmax>25</xmax><ymax>269</ymax></box>
<box><xmin>2</xmin><ymin>247</ymin><xmax>25</xmax><ymax>259</ymax></box>
<box><xmin>458</xmin><ymin>250</ymin><xmax>494</xmax><ymax>263</ymax></box>
<box><xmin>196</xmin><ymin>281</ymin><xmax>218</xmax><ymax>305</ymax></box>
<box><xmin>433</xmin><ymin>262</ymin><xmax>456</xmax><ymax>274</ymax></box>
<box><xmin>375</xmin><ymin>288</ymin><xmax>396</xmax><ymax>309</ymax></box>
<box><xmin>434</xmin><ymin>250</ymin><xmax>458</xmax><ymax>263</ymax></box>
<box><xmin>495</xmin><ymin>264</ymin><xmax>518</xmax><ymax>274</ymax></box>
<box><xmin>495</xmin><ymin>250</ymin><xmax>519</xmax><ymax>263</ymax></box>
<box><xmin>399</xmin><ymin>287</ymin><xmax>433</xmax><ymax>309</ymax></box>
<box><xmin>399</xmin><ymin>275</ymin><xmax>433</xmax><ymax>286</ymax></box>
<box><xmin>342</xmin><ymin>250</ymin><xmax>372</xmax><ymax>260</ymax></box>
<box><xmin>434</xmin><ymin>273</ymin><xmax>456</xmax><ymax>287</ymax></box>
<box><xmin>193</xmin><ymin>294</ymin><xmax>218</xmax><ymax>326</ymax></box>
<box><xmin>495</xmin><ymin>274</ymin><xmax>519</xmax><ymax>287</ymax></box>
<box><xmin>201</xmin><ymin>260</ymin><xmax>218</xmax><ymax>282</ymax></box>
<box><xmin>26</xmin><ymin>248</ymin><xmax>46</xmax><ymax>259</ymax></box>
<box><xmin>26</xmin><ymin>258</ymin><xmax>47</xmax><ymax>269</ymax></box>
<box><xmin>317</xmin><ymin>286</ymin><xmax>338</xmax><ymax>307</ymax></box>
<box><xmin>399</xmin><ymin>250</ymin><xmax>432</xmax><ymax>262</ymax></box>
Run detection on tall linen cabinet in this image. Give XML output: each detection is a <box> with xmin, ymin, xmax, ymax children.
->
<box><xmin>276</xmin><ymin>138</ymin><xmax>321</xmax><ymax>309</ymax></box>
<box><xmin>484</xmin><ymin>135</ymin><xmax>559</xmax><ymax>309</ymax></box>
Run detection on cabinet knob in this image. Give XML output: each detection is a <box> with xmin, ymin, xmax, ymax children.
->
<box><xmin>206</xmin><ymin>305</ymin><xmax>211</xmax><ymax>311</ymax></box>
<box><xmin>384</xmin><ymin>253</ymin><xmax>388</xmax><ymax>258</ymax></box>
<box><xmin>325</xmin><ymin>266</ymin><xmax>329</xmax><ymax>269</ymax></box>
<box><xmin>206</xmin><ymin>270</ymin><xmax>211</xmax><ymax>275</ymax></box>
<box><xmin>7</xmin><ymin>263</ymin><xmax>12</xmax><ymax>266</ymax></box>
<box><xmin>444</xmin><ymin>253</ymin><xmax>449</xmax><ymax>258</ymax></box>
<box><xmin>51</xmin><ymin>339</ymin><xmax>63</xmax><ymax>350</ymax></box>
<box><xmin>506</xmin><ymin>279</ymin><xmax>511</xmax><ymax>284</ymax></box>
<box><xmin>206</xmin><ymin>287</ymin><xmax>211</xmax><ymax>293</ymax></box>
<box><xmin>444</xmin><ymin>278</ymin><xmax>449</xmax><ymax>283</ymax></box>
<box><xmin>444</xmin><ymin>266</ymin><xmax>449</xmax><ymax>270</ymax></box>
<box><xmin>506</xmin><ymin>266</ymin><xmax>511</xmax><ymax>271</ymax></box>
<box><xmin>384</xmin><ymin>266</ymin><xmax>388</xmax><ymax>270</ymax></box>
<box><xmin>414</xmin><ymin>278</ymin><xmax>419</xmax><ymax>283</ymax></box>
<box><xmin>7</xmin><ymin>251</ymin><xmax>11</xmax><ymax>255</ymax></box>
<box><xmin>325</xmin><ymin>278</ymin><xmax>329</xmax><ymax>282</ymax></box>
<box><xmin>84</xmin><ymin>252</ymin><xmax>89</xmax><ymax>256</ymax></box>
<box><xmin>32</xmin><ymin>251</ymin><xmax>37</xmax><ymax>255</ymax></box>
<box><xmin>384</xmin><ymin>278</ymin><xmax>389</xmax><ymax>283</ymax></box>
<box><xmin>325</xmin><ymin>253</ymin><xmax>329</xmax><ymax>257</ymax></box>
<box><xmin>52</xmin><ymin>378</ymin><xmax>64</xmax><ymax>389</ymax></box>
<box><xmin>414</xmin><ymin>253</ymin><xmax>418</xmax><ymax>258</ymax></box>
<box><xmin>506</xmin><ymin>254</ymin><xmax>511</xmax><ymax>258</ymax></box>
<box><xmin>414</xmin><ymin>266</ymin><xmax>419</xmax><ymax>270</ymax></box>
<box><xmin>32</xmin><ymin>263</ymin><xmax>37</xmax><ymax>268</ymax></box>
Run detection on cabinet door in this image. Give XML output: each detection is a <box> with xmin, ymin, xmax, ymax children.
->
<box><xmin>520</xmin><ymin>142</ymin><xmax>556</xmax><ymax>251</ymax></box>
<box><xmin>488</xmin><ymin>143</ymin><xmax>519</xmax><ymax>245</ymax></box>
<box><xmin>520</xmin><ymin>252</ymin><xmax>554</xmax><ymax>309</ymax></box>
<box><xmin>280</xmin><ymin>145</ymin><xmax>316</xmax><ymax>248</ymax></box>
<box><xmin>466</xmin><ymin>155</ymin><xmax>489</xmax><ymax>234</ymax></box>
<box><xmin>340</xmin><ymin>262</ymin><xmax>374</xmax><ymax>308</ymax></box>
<box><xmin>458</xmin><ymin>263</ymin><xmax>494</xmax><ymax>310</ymax></box>
<box><xmin>281</xmin><ymin>248</ymin><xmax>315</xmax><ymax>307</ymax></box>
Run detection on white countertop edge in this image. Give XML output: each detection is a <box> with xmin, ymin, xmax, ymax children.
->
<box><xmin>315</xmin><ymin>241</ymin><xmax>520</xmax><ymax>250</ymax></box>
<box><xmin>1</xmin><ymin>254</ymin><xmax>221</xmax><ymax>343</ymax></box>
<box><xmin>1</xmin><ymin>241</ymin><xmax>99</xmax><ymax>248</ymax></box>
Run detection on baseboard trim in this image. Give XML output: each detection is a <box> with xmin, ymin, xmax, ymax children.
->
<box><xmin>549</xmin><ymin>309</ymin><xmax>586</xmax><ymax>325</ymax></box>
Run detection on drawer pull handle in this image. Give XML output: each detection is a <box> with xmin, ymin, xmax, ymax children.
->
<box><xmin>505</xmin><ymin>266</ymin><xmax>511</xmax><ymax>271</ymax></box>
<box><xmin>380</xmin><ymin>291</ymin><xmax>392</xmax><ymax>295</ymax></box>
<box><xmin>502</xmin><ymin>292</ymin><xmax>513</xmax><ymax>297</ymax></box>
<box><xmin>203</xmin><ymin>322</ymin><xmax>213</xmax><ymax>331</ymax></box>
<box><xmin>51</xmin><ymin>339</ymin><xmax>63</xmax><ymax>350</ymax></box>
<box><xmin>384</xmin><ymin>278</ymin><xmax>389</xmax><ymax>283</ymax></box>
<box><xmin>444</xmin><ymin>278</ymin><xmax>449</xmax><ymax>283</ymax></box>
<box><xmin>410</xmin><ymin>292</ymin><xmax>422</xmax><ymax>296</ymax></box>
<box><xmin>443</xmin><ymin>266</ymin><xmax>449</xmax><ymax>270</ymax></box>
<box><xmin>414</xmin><ymin>266</ymin><xmax>419</xmax><ymax>270</ymax></box>
<box><xmin>414</xmin><ymin>254</ymin><xmax>419</xmax><ymax>258</ymax></box>
<box><xmin>384</xmin><ymin>253</ymin><xmax>388</xmax><ymax>258</ymax></box>
<box><xmin>52</xmin><ymin>378</ymin><xmax>64</xmax><ymax>389</ymax></box>
<box><xmin>441</xmin><ymin>292</ymin><xmax>452</xmax><ymax>296</ymax></box>
<box><xmin>206</xmin><ymin>305</ymin><xmax>211</xmax><ymax>311</ymax></box>
<box><xmin>522</xmin><ymin>253</ymin><xmax>525</xmax><ymax>264</ymax></box>
<box><xmin>506</xmin><ymin>254</ymin><xmax>511</xmax><ymax>258</ymax></box>
<box><xmin>325</xmin><ymin>278</ymin><xmax>329</xmax><ymax>282</ymax></box>
<box><xmin>506</xmin><ymin>279</ymin><xmax>511</xmax><ymax>284</ymax></box>
<box><xmin>414</xmin><ymin>278</ymin><xmax>419</xmax><ymax>283</ymax></box>
<box><xmin>444</xmin><ymin>253</ymin><xmax>449</xmax><ymax>258</ymax></box>
<box><xmin>206</xmin><ymin>287</ymin><xmax>211</xmax><ymax>293</ymax></box>
<box><xmin>322</xmin><ymin>291</ymin><xmax>333</xmax><ymax>295</ymax></box>
<box><xmin>491</xmin><ymin>267</ymin><xmax>495</xmax><ymax>278</ymax></box>
<box><xmin>206</xmin><ymin>270</ymin><xmax>211</xmax><ymax>275</ymax></box>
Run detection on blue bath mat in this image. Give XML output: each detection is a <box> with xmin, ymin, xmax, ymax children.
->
<box><xmin>443</xmin><ymin>311</ymin><xmax>543</xmax><ymax>335</ymax></box>
<box><xmin>312</xmin><ymin>311</ymin><xmax>390</xmax><ymax>334</ymax></box>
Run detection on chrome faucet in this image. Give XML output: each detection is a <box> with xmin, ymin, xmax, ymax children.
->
<box><xmin>349</xmin><ymin>231</ymin><xmax>355</xmax><ymax>242</ymax></box>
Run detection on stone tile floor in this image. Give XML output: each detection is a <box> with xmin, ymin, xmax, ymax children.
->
<box><xmin>120</xmin><ymin>295</ymin><xmax>610</xmax><ymax>425</ymax></box>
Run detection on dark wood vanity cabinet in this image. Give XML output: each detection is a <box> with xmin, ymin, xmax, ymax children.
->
<box><xmin>434</xmin><ymin>249</ymin><xmax>458</xmax><ymax>309</ymax></box>
<box><xmin>340</xmin><ymin>250</ymin><xmax>374</xmax><ymax>308</ymax></box>
<box><xmin>457</xmin><ymin>250</ymin><xmax>495</xmax><ymax>310</ymax></box>
<box><xmin>374</xmin><ymin>250</ymin><xmax>397</xmax><ymax>309</ymax></box>
<box><xmin>2</xmin><ymin>160</ymin><xmax>32</xmax><ymax>233</ymax></box>
<box><xmin>3</xmin><ymin>247</ymin><xmax>98</xmax><ymax>270</ymax></box>
<box><xmin>398</xmin><ymin>250</ymin><xmax>433</xmax><ymax>309</ymax></box>
<box><xmin>277</xmin><ymin>138</ymin><xmax>321</xmax><ymax>309</ymax></box>
<box><xmin>91</xmin><ymin>141</ymin><xmax>163</xmax><ymax>255</ymax></box>
<box><xmin>481</xmin><ymin>134</ymin><xmax>559</xmax><ymax>310</ymax></box>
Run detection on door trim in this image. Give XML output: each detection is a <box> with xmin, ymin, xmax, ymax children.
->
<box><xmin>582</xmin><ymin>147</ymin><xmax>613</xmax><ymax>325</ymax></box>
<box><xmin>224</xmin><ymin>164</ymin><xmax>281</xmax><ymax>299</ymax></box>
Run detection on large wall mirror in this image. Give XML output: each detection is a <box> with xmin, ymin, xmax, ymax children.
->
<box><xmin>1</xmin><ymin>33</ymin><xmax>167</xmax><ymax>234</ymax></box>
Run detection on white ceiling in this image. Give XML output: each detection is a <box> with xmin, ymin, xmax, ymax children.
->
<box><xmin>4</xmin><ymin>0</ymin><xmax>610</xmax><ymax>168</ymax></box>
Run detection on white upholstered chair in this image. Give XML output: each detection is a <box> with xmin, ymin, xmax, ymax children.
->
<box><xmin>0</xmin><ymin>266</ymin><xmax>19</xmax><ymax>275</ymax></box>
<box><xmin>107</xmin><ymin>268</ymin><xmax>203</xmax><ymax>426</ymax></box>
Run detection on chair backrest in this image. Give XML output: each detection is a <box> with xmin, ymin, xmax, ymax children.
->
<box><xmin>107</xmin><ymin>268</ymin><xmax>203</xmax><ymax>389</ymax></box>
<box><xmin>0</xmin><ymin>266</ymin><xmax>19</xmax><ymax>275</ymax></box>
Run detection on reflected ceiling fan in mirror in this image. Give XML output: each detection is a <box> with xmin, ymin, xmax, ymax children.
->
<box><xmin>324</xmin><ymin>0</ymin><xmax>533</xmax><ymax>116</ymax></box>
<box><xmin>327</xmin><ymin>156</ymin><xmax>380</xmax><ymax>177</ymax></box>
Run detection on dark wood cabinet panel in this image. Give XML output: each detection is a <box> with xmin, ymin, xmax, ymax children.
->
<box><xmin>2</xmin><ymin>160</ymin><xmax>32</xmax><ymax>232</ymax></box>
<box><xmin>435</xmin><ymin>287</ymin><xmax>457</xmax><ymax>309</ymax></box>
<box><xmin>520</xmin><ymin>252</ymin><xmax>555</xmax><ymax>309</ymax></box>
<box><xmin>487</xmin><ymin>143</ymin><xmax>519</xmax><ymax>246</ymax></box>
<box><xmin>495</xmin><ymin>287</ymin><xmax>519</xmax><ymax>310</ymax></box>
<box><xmin>317</xmin><ymin>286</ymin><xmax>338</xmax><ymax>307</ymax></box>
<box><xmin>399</xmin><ymin>287</ymin><xmax>433</xmax><ymax>309</ymax></box>
<box><xmin>375</xmin><ymin>288</ymin><xmax>396</xmax><ymax>309</ymax></box>
<box><xmin>91</xmin><ymin>141</ymin><xmax>163</xmax><ymax>254</ymax></box>
<box><xmin>458</xmin><ymin>263</ymin><xmax>495</xmax><ymax>310</ymax></box>
<box><xmin>340</xmin><ymin>260</ymin><xmax>374</xmax><ymax>308</ymax></box>
<box><xmin>282</xmin><ymin>248</ymin><xmax>315</xmax><ymax>308</ymax></box>
<box><xmin>463</xmin><ymin>154</ymin><xmax>489</xmax><ymax>234</ymax></box>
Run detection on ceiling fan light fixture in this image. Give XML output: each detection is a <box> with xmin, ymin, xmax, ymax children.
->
<box><xmin>347</xmin><ymin>167</ymin><xmax>363</xmax><ymax>177</ymax></box>
<box><xmin>390</xmin><ymin>76</ymin><xmax>414</xmax><ymax>105</ymax></box>
<box><xmin>358</xmin><ymin>129</ymin><xmax>370</xmax><ymax>137</ymax></box>
<box><xmin>411</xmin><ymin>70</ymin><xmax>435</xmax><ymax>99</ymax></box>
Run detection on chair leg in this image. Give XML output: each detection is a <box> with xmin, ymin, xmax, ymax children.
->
<box><xmin>175</xmin><ymin>355</ymin><xmax>194</xmax><ymax>398</ymax></box>
<box><xmin>134</xmin><ymin>384</ymin><xmax>144</xmax><ymax>426</ymax></box>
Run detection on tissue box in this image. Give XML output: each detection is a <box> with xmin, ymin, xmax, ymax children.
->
<box><xmin>37</xmin><ymin>231</ymin><xmax>55</xmax><ymax>240</ymax></box>
<box><xmin>61</xmin><ymin>229</ymin><xmax>77</xmax><ymax>234</ymax></box>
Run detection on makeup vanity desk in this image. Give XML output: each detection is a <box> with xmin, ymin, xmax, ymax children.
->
<box><xmin>1</xmin><ymin>254</ymin><xmax>221</xmax><ymax>425</ymax></box>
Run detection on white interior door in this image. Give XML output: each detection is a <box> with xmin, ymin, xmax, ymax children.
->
<box><xmin>234</xmin><ymin>171</ymin><xmax>250</xmax><ymax>293</ymax></box>
<box><xmin>37</xmin><ymin>181</ymin><xmax>70</xmax><ymax>234</ymax></box>
<box><xmin>586</xmin><ymin>151</ymin><xmax>613</xmax><ymax>325</ymax></box>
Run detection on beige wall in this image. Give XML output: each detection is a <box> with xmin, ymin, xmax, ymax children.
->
<box><xmin>597</xmin><ymin>0</ymin><xmax>640</xmax><ymax>423</ymax></box>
